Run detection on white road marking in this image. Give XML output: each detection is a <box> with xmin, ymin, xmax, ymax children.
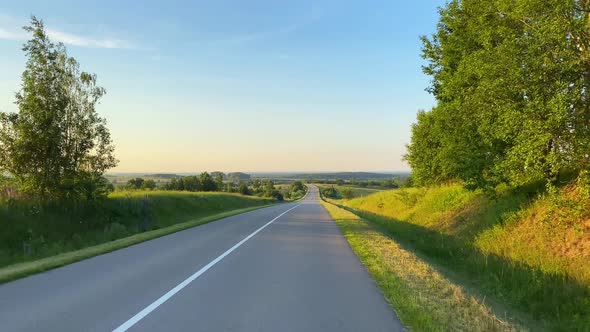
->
<box><xmin>112</xmin><ymin>204</ymin><xmax>301</xmax><ymax>332</ymax></box>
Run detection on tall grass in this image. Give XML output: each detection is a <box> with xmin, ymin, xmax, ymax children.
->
<box><xmin>336</xmin><ymin>185</ymin><xmax>590</xmax><ymax>331</ymax></box>
<box><xmin>0</xmin><ymin>191</ymin><xmax>272</xmax><ymax>268</ymax></box>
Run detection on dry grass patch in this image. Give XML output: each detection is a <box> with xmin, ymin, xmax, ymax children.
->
<box><xmin>321</xmin><ymin>200</ymin><xmax>520</xmax><ymax>332</ymax></box>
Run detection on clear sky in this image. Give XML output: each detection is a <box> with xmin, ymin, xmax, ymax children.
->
<box><xmin>0</xmin><ymin>1</ymin><xmax>441</xmax><ymax>173</ymax></box>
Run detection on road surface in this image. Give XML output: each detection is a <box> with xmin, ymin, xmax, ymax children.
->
<box><xmin>0</xmin><ymin>185</ymin><xmax>403</xmax><ymax>332</ymax></box>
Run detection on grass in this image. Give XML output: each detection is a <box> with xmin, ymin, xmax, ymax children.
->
<box><xmin>315</xmin><ymin>184</ymin><xmax>385</xmax><ymax>199</ymax></box>
<box><xmin>333</xmin><ymin>185</ymin><xmax>590</xmax><ymax>331</ymax></box>
<box><xmin>0</xmin><ymin>204</ymin><xmax>271</xmax><ymax>284</ymax></box>
<box><xmin>320</xmin><ymin>200</ymin><xmax>519</xmax><ymax>331</ymax></box>
<box><xmin>0</xmin><ymin>191</ymin><xmax>274</xmax><ymax>277</ymax></box>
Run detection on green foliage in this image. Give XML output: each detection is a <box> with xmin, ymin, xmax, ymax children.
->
<box><xmin>238</xmin><ymin>182</ymin><xmax>250</xmax><ymax>195</ymax></box>
<box><xmin>290</xmin><ymin>181</ymin><xmax>305</xmax><ymax>193</ymax></box>
<box><xmin>0</xmin><ymin>17</ymin><xmax>117</xmax><ymax>199</ymax></box>
<box><xmin>321</xmin><ymin>186</ymin><xmax>339</xmax><ymax>199</ymax></box>
<box><xmin>339</xmin><ymin>185</ymin><xmax>590</xmax><ymax>330</ymax></box>
<box><xmin>260</xmin><ymin>180</ymin><xmax>283</xmax><ymax>200</ymax></box>
<box><xmin>199</xmin><ymin>172</ymin><xmax>217</xmax><ymax>192</ymax></box>
<box><xmin>284</xmin><ymin>181</ymin><xmax>307</xmax><ymax>200</ymax></box>
<box><xmin>406</xmin><ymin>0</ymin><xmax>590</xmax><ymax>190</ymax></box>
<box><xmin>141</xmin><ymin>179</ymin><xmax>156</xmax><ymax>190</ymax></box>
<box><xmin>126</xmin><ymin>178</ymin><xmax>144</xmax><ymax>190</ymax></box>
<box><xmin>224</xmin><ymin>182</ymin><xmax>235</xmax><ymax>193</ymax></box>
<box><xmin>0</xmin><ymin>191</ymin><xmax>272</xmax><ymax>268</ymax></box>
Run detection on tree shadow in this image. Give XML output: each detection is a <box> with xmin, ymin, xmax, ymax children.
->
<box><xmin>337</xmin><ymin>205</ymin><xmax>590</xmax><ymax>331</ymax></box>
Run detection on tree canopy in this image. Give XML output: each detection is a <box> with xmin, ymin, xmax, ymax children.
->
<box><xmin>0</xmin><ymin>17</ymin><xmax>117</xmax><ymax>199</ymax></box>
<box><xmin>405</xmin><ymin>0</ymin><xmax>590</xmax><ymax>189</ymax></box>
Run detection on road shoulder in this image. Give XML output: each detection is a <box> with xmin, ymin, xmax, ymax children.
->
<box><xmin>320</xmin><ymin>199</ymin><xmax>520</xmax><ymax>332</ymax></box>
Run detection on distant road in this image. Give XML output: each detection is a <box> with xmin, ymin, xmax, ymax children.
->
<box><xmin>0</xmin><ymin>186</ymin><xmax>403</xmax><ymax>332</ymax></box>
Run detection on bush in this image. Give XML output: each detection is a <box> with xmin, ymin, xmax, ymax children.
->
<box><xmin>238</xmin><ymin>183</ymin><xmax>250</xmax><ymax>195</ymax></box>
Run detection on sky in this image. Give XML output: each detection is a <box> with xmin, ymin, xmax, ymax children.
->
<box><xmin>0</xmin><ymin>0</ymin><xmax>441</xmax><ymax>173</ymax></box>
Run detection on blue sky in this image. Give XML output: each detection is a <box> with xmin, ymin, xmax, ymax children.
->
<box><xmin>0</xmin><ymin>0</ymin><xmax>441</xmax><ymax>173</ymax></box>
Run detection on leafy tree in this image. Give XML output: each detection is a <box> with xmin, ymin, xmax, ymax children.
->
<box><xmin>224</xmin><ymin>182</ymin><xmax>235</xmax><ymax>193</ymax></box>
<box><xmin>199</xmin><ymin>172</ymin><xmax>217</xmax><ymax>192</ymax></box>
<box><xmin>407</xmin><ymin>0</ymin><xmax>590</xmax><ymax>189</ymax></box>
<box><xmin>166</xmin><ymin>178</ymin><xmax>178</xmax><ymax>190</ymax></box>
<box><xmin>141</xmin><ymin>179</ymin><xmax>156</xmax><ymax>190</ymax></box>
<box><xmin>290</xmin><ymin>181</ymin><xmax>305</xmax><ymax>192</ymax></box>
<box><xmin>182</xmin><ymin>176</ymin><xmax>200</xmax><ymax>191</ymax></box>
<box><xmin>213</xmin><ymin>172</ymin><xmax>224</xmax><ymax>191</ymax></box>
<box><xmin>251</xmin><ymin>179</ymin><xmax>263</xmax><ymax>195</ymax></box>
<box><xmin>321</xmin><ymin>186</ymin><xmax>338</xmax><ymax>199</ymax></box>
<box><xmin>0</xmin><ymin>17</ymin><xmax>117</xmax><ymax>199</ymax></box>
<box><xmin>126</xmin><ymin>178</ymin><xmax>144</xmax><ymax>190</ymax></box>
<box><xmin>176</xmin><ymin>177</ymin><xmax>185</xmax><ymax>191</ymax></box>
<box><xmin>238</xmin><ymin>182</ymin><xmax>250</xmax><ymax>195</ymax></box>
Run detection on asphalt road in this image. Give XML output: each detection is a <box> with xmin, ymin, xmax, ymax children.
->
<box><xmin>0</xmin><ymin>185</ymin><xmax>404</xmax><ymax>332</ymax></box>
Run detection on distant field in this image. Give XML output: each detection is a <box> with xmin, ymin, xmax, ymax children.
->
<box><xmin>328</xmin><ymin>185</ymin><xmax>590</xmax><ymax>331</ymax></box>
<box><xmin>0</xmin><ymin>191</ymin><xmax>274</xmax><ymax>270</ymax></box>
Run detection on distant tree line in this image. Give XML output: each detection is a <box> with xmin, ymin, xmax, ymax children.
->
<box><xmin>122</xmin><ymin>172</ymin><xmax>287</xmax><ymax>201</ymax></box>
<box><xmin>163</xmin><ymin>172</ymin><xmax>220</xmax><ymax>192</ymax></box>
<box><xmin>405</xmin><ymin>0</ymin><xmax>590</xmax><ymax>191</ymax></box>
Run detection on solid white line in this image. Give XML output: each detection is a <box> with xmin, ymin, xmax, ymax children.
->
<box><xmin>112</xmin><ymin>204</ymin><xmax>300</xmax><ymax>332</ymax></box>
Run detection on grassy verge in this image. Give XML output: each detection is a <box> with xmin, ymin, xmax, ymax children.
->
<box><xmin>320</xmin><ymin>199</ymin><xmax>519</xmax><ymax>331</ymax></box>
<box><xmin>334</xmin><ymin>185</ymin><xmax>590</xmax><ymax>331</ymax></box>
<box><xmin>0</xmin><ymin>203</ymin><xmax>273</xmax><ymax>284</ymax></box>
<box><xmin>316</xmin><ymin>183</ymin><xmax>384</xmax><ymax>199</ymax></box>
<box><xmin>0</xmin><ymin>191</ymin><xmax>275</xmax><ymax>279</ymax></box>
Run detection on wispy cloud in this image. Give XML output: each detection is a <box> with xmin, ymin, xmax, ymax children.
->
<box><xmin>214</xmin><ymin>6</ymin><xmax>324</xmax><ymax>47</ymax></box>
<box><xmin>45</xmin><ymin>29</ymin><xmax>135</xmax><ymax>49</ymax></box>
<box><xmin>217</xmin><ymin>23</ymin><xmax>301</xmax><ymax>46</ymax></box>
<box><xmin>0</xmin><ymin>14</ymin><xmax>137</xmax><ymax>49</ymax></box>
<box><xmin>0</xmin><ymin>28</ymin><xmax>27</xmax><ymax>40</ymax></box>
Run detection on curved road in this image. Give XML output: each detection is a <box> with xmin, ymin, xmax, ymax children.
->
<box><xmin>0</xmin><ymin>185</ymin><xmax>403</xmax><ymax>331</ymax></box>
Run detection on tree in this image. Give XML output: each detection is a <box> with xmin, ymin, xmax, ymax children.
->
<box><xmin>224</xmin><ymin>182</ymin><xmax>235</xmax><ymax>193</ymax></box>
<box><xmin>126</xmin><ymin>178</ymin><xmax>144</xmax><ymax>190</ymax></box>
<box><xmin>0</xmin><ymin>17</ymin><xmax>117</xmax><ymax>199</ymax></box>
<box><xmin>251</xmin><ymin>179</ymin><xmax>262</xmax><ymax>194</ymax></box>
<box><xmin>182</xmin><ymin>176</ymin><xmax>200</xmax><ymax>191</ymax></box>
<box><xmin>166</xmin><ymin>178</ymin><xmax>178</xmax><ymax>190</ymax></box>
<box><xmin>199</xmin><ymin>172</ymin><xmax>217</xmax><ymax>191</ymax></box>
<box><xmin>407</xmin><ymin>0</ymin><xmax>590</xmax><ymax>189</ymax></box>
<box><xmin>141</xmin><ymin>179</ymin><xmax>156</xmax><ymax>190</ymax></box>
<box><xmin>238</xmin><ymin>182</ymin><xmax>250</xmax><ymax>195</ymax></box>
<box><xmin>290</xmin><ymin>181</ymin><xmax>305</xmax><ymax>192</ymax></box>
<box><xmin>213</xmin><ymin>172</ymin><xmax>224</xmax><ymax>191</ymax></box>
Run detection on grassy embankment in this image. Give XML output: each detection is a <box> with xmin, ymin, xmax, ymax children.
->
<box><xmin>321</xmin><ymin>200</ymin><xmax>516</xmax><ymax>331</ymax></box>
<box><xmin>323</xmin><ymin>185</ymin><xmax>590</xmax><ymax>331</ymax></box>
<box><xmin>0</xmin><ymin>191</ymin><xmax>274</xmax><ymax>283</ymax></box>
<box><xmin>316</xmin><ymin>184</ymin><xmax>384</xmax><ymax>199</ymax></box>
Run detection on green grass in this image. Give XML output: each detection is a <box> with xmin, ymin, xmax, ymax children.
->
<box><xmin>0</xmin><ymin>191</ymin><xmax>274</xmax><ymax>274</ymax></box>
<box><xmin>0</xmin><ymin>204</ymin><xmax>271</xmax><ymax>284</ymax></box>
<box><xmin>315</xmin><ymin>184</ymin><xmax>384</xmax><ymax>199</ymax></box>
<box><xmin>320</xmin><ymin>200</ymin><xmax>519</xmax><ymax>331</ymax></box>
<box><xmin>333</xmin><ymin>185</ymin><xmax>590</xmax><ymax>331</ymax></box>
